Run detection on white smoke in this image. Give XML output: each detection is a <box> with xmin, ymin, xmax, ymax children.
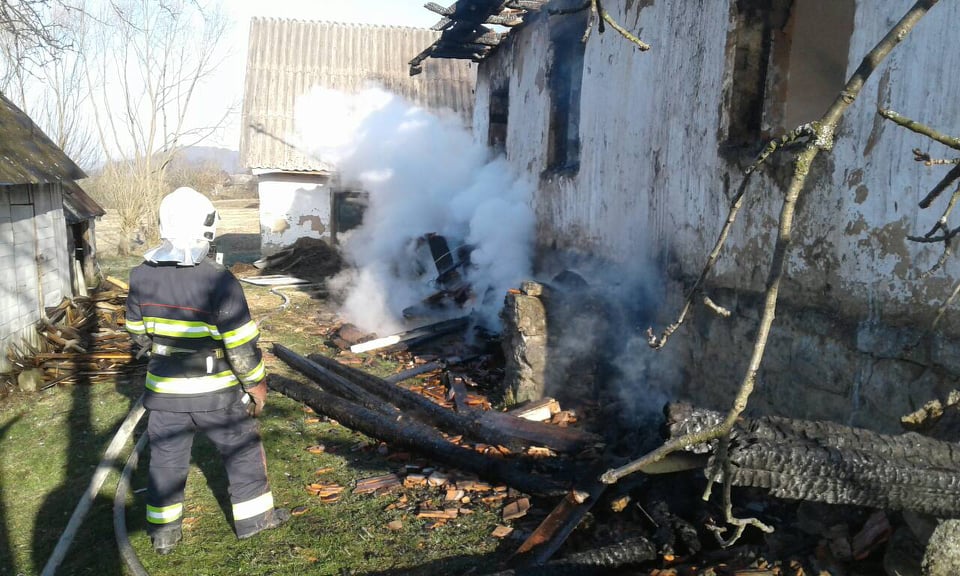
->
<box><xmin>294</xmin><ymin>86</ymin><xmax>535</xmax><ymax>334</ymax></box>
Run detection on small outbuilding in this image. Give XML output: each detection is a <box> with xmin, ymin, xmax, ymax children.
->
<box><xmin>0</xmin><ymin>92</ymin><xmax>101</xmax><ymax>373</ymax></box>
<box><xmin>240</xmin><ymin>19</ymin><xmax>477</xmax><ymax>254</ymax></box>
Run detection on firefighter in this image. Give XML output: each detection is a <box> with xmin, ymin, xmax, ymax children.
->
<box><xmin>125</xmin><ymin>187</ymin><xmax>289</xmax><ymax>554</ymax></box>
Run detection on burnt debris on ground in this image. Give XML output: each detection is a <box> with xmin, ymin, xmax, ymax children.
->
<box><xmin>269</xmin><ymin>269</ymin><xmax>960</xmax><ymax>576</ymax></box>
<box><xmin>233</xmin><ymin>237</ymin><xmax>345</xmax><ymax>286</ymax></box>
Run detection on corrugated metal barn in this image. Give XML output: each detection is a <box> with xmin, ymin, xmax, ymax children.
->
<box><xmin>240</xmin><ymin>19</ymin><xmax>477</xmax><ymax>254</ymax></box>
<box><xmin>0</xmin><ymin>93</ymin><xmax>101</xmax><ymax>373</ymax></box>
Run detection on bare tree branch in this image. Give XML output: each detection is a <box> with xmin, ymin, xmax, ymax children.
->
<box><xmin>648</xmin><ymin>176</ymin><xmax>752</xmax><ymax>349</ymax></box>
<box><xmin>550</xmin><ymin>0</ymin><xmax>650</xmax><ymax>50</ymax></box>
<box><xmin>879</xmin><ymin>107</ymin><xmax>960</xmax><ymax>151</ymax></box>
<box><xmin>602</xmin><ymin>1</ymin><xmax>941</xmax><ymax>546</ymax></box>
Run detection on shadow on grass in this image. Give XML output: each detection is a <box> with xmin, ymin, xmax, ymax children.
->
<box><xmin>0</xmin><ymin>416</ymin><xmax>21</xmax><ymax>574</ymax></box>
<box><xmin>357</xmin><ymin>545</ymin><xmax>517</xmax><ymax>576</ymax></box>
<box><xmin>30</xmin><ymin>371</ymin><xmax>142</xmax><ymax>576</ymax></box>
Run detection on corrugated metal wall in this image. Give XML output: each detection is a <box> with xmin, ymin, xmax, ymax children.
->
<box><xmin>241</xmin><ymin>19</ymin><xmax>477</xmax><ymax>171</ymax></box>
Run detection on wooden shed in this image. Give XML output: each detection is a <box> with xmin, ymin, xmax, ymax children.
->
<box><xmin>0</xmin><ymin>92</ymin><xmax>98</xmax><ymax>373</ymax></box>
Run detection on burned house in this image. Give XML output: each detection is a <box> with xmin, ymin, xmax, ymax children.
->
<box><xmin>414</xmin><ymin>1</ymin><xmax>960</xmax><ymax>433</ymax></box>
<box><xmin>0</xmin><ymin>93</ymin><xmax>102</xmax><ymax>374</ymax></box>
<box><xmin>240</xmin><ymin>19</ymin><xmax>477</xmax><ymax>255</ymax></box>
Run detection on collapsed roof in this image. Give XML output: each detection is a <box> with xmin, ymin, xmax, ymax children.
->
<box><xmin>409</xmin><ymin>0</ymin><xmax>547</xmax><ymax>75</ymax></box>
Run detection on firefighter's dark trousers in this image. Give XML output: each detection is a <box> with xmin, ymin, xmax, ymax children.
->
<box><xmin>145</xmin><ymin>397</ymin><xmax>275</xmax><ymax>538</ymax></box>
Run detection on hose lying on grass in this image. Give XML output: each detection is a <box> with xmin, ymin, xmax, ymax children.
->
<box><xmin>40</xmin><ymin>394</ymin><xmax>146</xmax><ymax>576</ymax></box>
<box><xmin>115</xmin><ymin>432</ymin><xmax>149</xmax><ymax>576</ymax></box>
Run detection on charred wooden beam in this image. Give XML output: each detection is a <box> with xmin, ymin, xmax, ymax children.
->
<box><xmin>469</xmin><ymin>31</ymin><xmax>505</xmax><ymax>46</ymax></box>
<box><xmin>504</xmin><ymin>0</ymin><xmax>546</xmax><ymax>10</ymax></box>
<box><xmin>350</xmin><ymin>316</ymin><xmax>468</xmax><ymax>353</ymax></box>
<box><xmin>303</xmin><ymin>349</ymin><xmax>601</xmax><ymax>453</ymax></box>
<box><xmin>425</xmin><ymin>1</ymin><xmax>455</xmax><ymax>16</ymax></box>
<box><xmin>666</xmin><ymin>403</ymin><xmax>960</xmax><ymax>517</ymax></box>
<box><xmin>272</xmin><ymin>344</ymin><xmax>400</xmax><ymax>416</ymax></box>
<box><xmin>431</xmin><ymin>17</ymin><xmax>454</xmax><ymax>31</ymax></box>
<box><xmin>511</xmin><ymin>479</ymin><xmax>607</xmax><ymax>567</ymax></box>
<box><xmin>268</xmin><ymin>374</ymin><xmax>567</xmax><ymax>497</ymax></box>
<box><xmin>488</xmin><ymin>537</ymin><xmax>656</xmax><ymax>575</ymax></box>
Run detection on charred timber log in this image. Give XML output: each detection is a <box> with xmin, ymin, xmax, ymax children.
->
<box><xmin>303</xmin><ymin>350</ymin><xmax>601</xmax><ymax>453</ymax></box>
<box><xmin>294</xmin><ymin>349</ymin><xmax>526</xmax><ymax>452</ymax></box>
<box><xmin>511</xmin><ymin>479</ymin><xmax>607</xmax><ymax>568</ymax></box>
<box><xmin>268</xmin><ymin>374</ymin><xmax>567</xmax><ymax>497</ymax></box>
<box><xmin>666</xmin><ymin>403</ymin><xmax>960</xmax><ymax>517</ymax></box>
<box><xmin>273</xmin><ymin>344</ymin><xmax>399</xmax><ymax>416</ymax></box>
<box><xmin>487</xmin><ymin>537</ymin><xmax>656</xmax><ymax>575</ymax></box>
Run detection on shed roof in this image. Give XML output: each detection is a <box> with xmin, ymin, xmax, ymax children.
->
<box><xmin>241</xmin><ymin>19</ymin><xmax>477</xmax><ymax>172</ymax></box>
<box><xmin>62</xmin><ymin>181</ymin><xmax>106</xmax><ymax>224</ymax></box>
<box><xmin>0</xmin><ymin>92</ymin><xmax>87</xmax><ymax>185</ymax></box>
<box><xmin>409</xmin><ymin>0</ymin><xmax>546</xmax><ymax>75</ymax></box>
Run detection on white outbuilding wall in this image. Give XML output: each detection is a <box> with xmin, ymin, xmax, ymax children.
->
<box><xmin>471</xmin><ymin>0</ymin><xmax>960</xmax><ymax>430</ymax></box>
<box><xmin>254</xmin><ymin>172</ymin><xmax>332</xmax><ymax>255</ymax></box>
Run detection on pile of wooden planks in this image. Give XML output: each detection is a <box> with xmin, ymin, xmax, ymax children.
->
<box><xmin>6</xmin><ymin>277</ymin><xmax>146</xmax><ymax>389</ymax></box>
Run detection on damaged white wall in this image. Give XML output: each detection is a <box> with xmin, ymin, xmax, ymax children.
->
<box><xmin>473</xmin><ymin>0</ymin><xmax>960</xmax><ymax>431</ymax></box>
<box><xmin>255</xmin><ymin>172</ymin><xmax>332</xmax><ymax>255</ymax></box>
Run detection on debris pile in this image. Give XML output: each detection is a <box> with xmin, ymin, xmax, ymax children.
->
<box><xmin>242</xmin><ymin>237</ymin><xmax>344</xmax><ymax>285</ymax></box>
<box><xmin>268</xmin><ymin>308</ymin><xmax>960</xmax><ymax>576</ymax></box>
<box><xmin>3</xmin><ymin>277</ymin><xmax>146</xmax><ymax>392</ymax></box>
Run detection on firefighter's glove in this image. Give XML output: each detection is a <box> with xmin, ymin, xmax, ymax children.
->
<box><xmin>245</xmin><ymin>381</ymin><xmax>268</xmax><ymax>418</ymax></box>
<box><xmin>132</xmin><ymin>334</ymin><xmax>153</xmax><ymax>360</ymax></box>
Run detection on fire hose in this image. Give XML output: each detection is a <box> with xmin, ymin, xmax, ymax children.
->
<box><xmin>44</xmin><ymin>283</ymin><xmax>295</xmax><ymax>574</ymax></box>
<box><xmin>114</xmin><ymin>431</ymin><xmax>150</xmax><ymax>576</ymax></box>
<box><xmin>40</xmin><ymin>394</ymin><xmax>146</xmax><ymax>576</ymax></box>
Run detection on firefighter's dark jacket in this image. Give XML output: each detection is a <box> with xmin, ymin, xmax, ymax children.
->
<box><xmin>125</xmin><ymin>259</ymin><xmax>266</xmax><ymax>412</ymax></box>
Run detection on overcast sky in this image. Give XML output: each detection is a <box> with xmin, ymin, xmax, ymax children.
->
<box><xmin>192</xmin><ymin>0</ymin><xmax>441</xmax><ymax>150</ymax></box>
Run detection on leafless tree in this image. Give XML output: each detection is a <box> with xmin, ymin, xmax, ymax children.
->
<box><xmin>82</xmin><ymin>0</ymin><xmax>230</xmax><ymax>254</ymax></box>
<box><xmin>0</xmin><ymin>1</ymin><xmax>101</xmax><ymax>168</ymax></box>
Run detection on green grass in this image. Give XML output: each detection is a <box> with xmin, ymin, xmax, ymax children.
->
<box><xmin>0</xmin><ymin>256</ymin><xmax>513</xmax><ymax>576</ymax></box>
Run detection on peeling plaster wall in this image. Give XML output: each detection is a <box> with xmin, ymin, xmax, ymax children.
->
<box><xmin>256</xmin><ymin>174</ymin><xmax>332</xmax><ymax>255</ymax></box>
<box><xmin>476</xmin><ymin>0</ymin><xmax>960</xmax><ymax>431</ymax></box>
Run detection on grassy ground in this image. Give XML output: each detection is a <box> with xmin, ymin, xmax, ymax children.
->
<box><xmin>0</xmin><ymin>254</ymin><xmax>512</xmax><ymax>576</ymax></box>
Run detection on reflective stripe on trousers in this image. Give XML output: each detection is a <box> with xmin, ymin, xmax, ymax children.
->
<box><xmin>145</xmin><ymin>396</ymin><xmax>274</xmax><ymax>536</ymax></box>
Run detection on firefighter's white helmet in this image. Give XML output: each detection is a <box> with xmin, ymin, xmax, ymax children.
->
<box><xmin>158</xmin><ymin>187</ymin><xmax>218</xmax><ymax>242</ymax></box>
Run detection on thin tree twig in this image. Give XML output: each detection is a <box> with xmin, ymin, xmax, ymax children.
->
<box><xmin>603</xmin><ymin>2</ymin><xmax>940</xmax><ymax>548</ymax></box>
<box><xmin>703</xmin><ymin>296</ymin><xmax>732</xmax><ymax>318</ymax></box>
<box><xmin>549</xmin><ymin>0</ymin><xmax>650</xmax><ymax>50</ymax></box>
<box><xmin>930</xmin><ymin>277</ymin><xmax>960</xmax><ymax>332</ymax></box>
<box><xmin>917</xmin><ymin>162</ymin><xmax>960</xmax><ymax>208</ymax></box>
<box><xmin>599</xmin><ymin>3</ymin><xmax>649</xmax><ymax>50</ymax></box>
<box><xmin>702</xmin><ymin>437</ymin><xmax>774</xmax><ymax>546</ymax></box>
<box><xmin>908</xmin><ymin>183</ymin><xmax>960</xmax><ymax>277</ymax></box>
<box><xmin>879</xmin><ymin>108</ymin><xmax>960</xmax><ymax>151</ymax></box>
<box><xmin>745</xmin><ymin>122</ymin><xmax>818</xmax><ymax>175</ymax></box>
<box><xmin>648</xmin><ymin>176</ymin><xmax>751</xmax><ymax>349</ymax></box>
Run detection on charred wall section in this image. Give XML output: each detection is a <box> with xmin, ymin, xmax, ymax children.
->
<box><xmin>476</xmin><ymin>0</ymin><xmax>960</xmax><ymax>434</ymax></box>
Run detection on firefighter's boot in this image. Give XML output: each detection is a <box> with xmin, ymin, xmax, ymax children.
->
<box><xmin>237</xmin><ymin>508</ymin><xmax>291</xmax><ymax>540</ymax></box>
<box><xmin>151</xmin><ymin>527</ymin><xmax>182</xmax><ymax>555</ymax></box>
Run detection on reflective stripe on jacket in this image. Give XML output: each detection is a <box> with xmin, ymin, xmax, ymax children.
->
<box><xmin>126</xmin><ymin>259</ymin><xmax>265</xmax><ymax>412</ymax></box>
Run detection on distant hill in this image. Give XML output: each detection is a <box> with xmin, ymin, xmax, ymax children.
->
<box><xmin>176</xmin><ymin>146</ymin><xmax>241</xmax><ymax>174</ymax></box>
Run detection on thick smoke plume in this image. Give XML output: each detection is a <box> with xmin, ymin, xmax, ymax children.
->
<box><xmin>294</xmin><ymin>87</ymin><xmax>535</xmax><ymax>334</ymax></box>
